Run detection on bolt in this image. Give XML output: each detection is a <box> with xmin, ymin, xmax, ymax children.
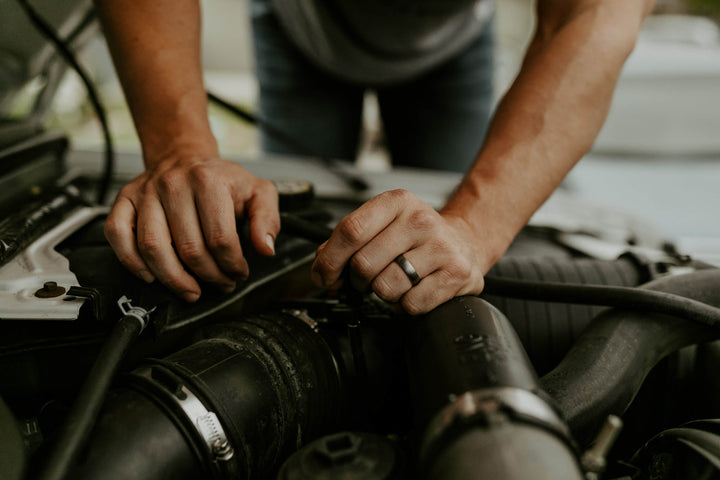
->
<box><xmin>211</xmin><ymin>439</ymin><xmax>234</xmax><ymax>461</ymax></box>
<box><xmin>34</xmin><ymin>281</ymin><xmax>66</xmax><ymax>298</ymax></box>
<box><xmin>582</xmin><ymin>415</ymin><xmax>623</xmax><ymax>473</ymax></box>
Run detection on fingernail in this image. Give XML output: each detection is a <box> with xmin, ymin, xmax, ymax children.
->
<box><xmin>265</xmin><ymin>234</ymin><xmax>275</xmax><ymax>255</ymax></box>
<box><xmin>221</xmin><ymin>282</ymin><xmax>236</xmax><ymax>294</ymax></box>
<box><xmin>138</xmin><ymin>270</ymin><xmax>155</xmax><ymax>283</ymax></box>
<box><xmin>183</xmin><ymin>291</ymin><xmax>200</xmax><ymax>303</ymax></box>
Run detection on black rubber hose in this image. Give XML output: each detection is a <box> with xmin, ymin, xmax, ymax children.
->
<box><xmin>407</xmin><ymin>296</ymin><xmax>583</xmax><ymax>480</ymax></box>
<box><xmin>540</xmin><ymin>269</ymin><xmax>720</xmax><ymax>444</ymax></box>
<box><xmin>406</xmin><ymin>296</ymin><xmax>540</xmax><ymax>427</ymax></box>
<box><xmin>483</xmin><ymin>256</ymin><xmax>643</xmax><ymax>374</ymax></box>
<box><xmin>483</xmin><ymin>274</ymin><xmax>720</xmax><ymax>329</ymax></box>
<box><xmin>67</xmin><ymin>312</ymin><xmax>343</xmax><ymax>480</ymax></box>
<box><xmin>34</xmin><ymin>313</ymin><xmax>146</xmax><ymax>480</ymax></box>
<box><xmin>631</xmin><ymin>426</ymin><xmax>720</xmax><ymax>479</ymax></box>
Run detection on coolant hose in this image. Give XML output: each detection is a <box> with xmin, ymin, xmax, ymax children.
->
<box><xmin>406</xmin><ymin>296</ymin><xmax>584</xmax><ymax>480</ymax></box>
<box><xmin>541</xmin><ymin>269</ymin><xmax>720</xmax><ymax>443</ymax></box>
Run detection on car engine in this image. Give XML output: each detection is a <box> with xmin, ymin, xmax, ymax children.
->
<box><xmin>2</xmin><ymin>2</ymin><xmax>720</xmax><ymax>480</ymax></box>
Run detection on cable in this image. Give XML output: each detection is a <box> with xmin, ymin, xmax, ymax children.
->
<box><xmin>207</xmin><ymin>91</ymin><xmax>370</xmax><ymax>193</ymax></box>
<box><xmin>17</xmin><ymin>0</ymin><xmax>114</xmax><ymax>205</ymax></box>
<box><xmin>483</xmin><ymin>275</ymin><xmax>720</xmax><ymax>329</ymax></box>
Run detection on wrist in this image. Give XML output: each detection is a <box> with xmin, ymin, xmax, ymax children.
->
<box><xmin>141</xmin><ymin>134</ymin><xmax>220</xmax><ymax>171</ymax></box>
<box><xmin>441</xmin><ymin>181</ymin><xmax>519</xmax><ymax>274</ymax></box>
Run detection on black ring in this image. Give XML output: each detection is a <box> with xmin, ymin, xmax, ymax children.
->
<box><xmin>394</xmin><ymin>254</ymin><xmax>421</xmax><ymax>286</ymax></box>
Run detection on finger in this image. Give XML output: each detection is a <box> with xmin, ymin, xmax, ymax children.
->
<box><xmin>400</xmin><ymin>271</ymin><xmax>456</xmax><ymax>315</ymax></box>
<box><xmin>371</xmin><ymin>249</ymin><xmax>431</xmax><ymax>303</ymax></box>
<box><xmin>193</xmin><ymin>176</ymin><xmax>249</xmax><ymax>279</ymax></box>
<box><xmin>135</xmin><ymin>194</ymin><xmax>203</xmax><ymax>302</ymax></box>
<box><xmin>400</xmin><ymin>259</ymin><xmax>483</xmax><ymax>315</ymax></box>
<box><xmin>346</xmin><ymin>221</ymin><xmax>419</xmax><ymax>291</ymax></box>
<box><xmin>156</xmin><ymin>177</ymin><xmax>237</xmax><ymax>292</ymax></box>
<box><xmin>245</xmin><ymin>179</ymin><xmax>280</xmax><ymax>257</ymax></box>
<box><xmin>104</xmin><ymin>196</ymin><xmax>155</xmax><ymax>283</ymax></box>
<box><xmin>313</xmin><ymin>190</ymin><xmax>411</xmax><ymax>286</ymax></box>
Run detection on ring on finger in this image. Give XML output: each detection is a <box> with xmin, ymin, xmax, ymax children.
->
<box><xmin>394</xmin><ymin>254</ymin><xmax>421</xmax><ymax>286</ymax></box>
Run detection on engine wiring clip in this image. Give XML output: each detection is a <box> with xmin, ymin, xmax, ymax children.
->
<box><xmin>117</xmin><ymin>295</ymin><xmax>156</xmax><ymax>332</ymax></box>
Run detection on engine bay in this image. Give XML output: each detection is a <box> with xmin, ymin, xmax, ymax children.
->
<box><xmin>2</xmin><ymin>132</ymin><xmax>720</xmax><ymax>480</ymax></box>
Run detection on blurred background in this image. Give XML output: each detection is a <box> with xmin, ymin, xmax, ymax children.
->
<box><xmin>5</xmin><ymin>0</ymin><xmax>720</xmax><ymax>256</ymax></box>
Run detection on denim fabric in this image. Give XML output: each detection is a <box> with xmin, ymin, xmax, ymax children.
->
<box><xmin>251</xmin><ymin>0</ymin><xmax>495</xmax><ymax>173</ymax></box>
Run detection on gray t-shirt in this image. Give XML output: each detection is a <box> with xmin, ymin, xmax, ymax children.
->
<box><xmin>270</xmin><ymin>0</ymin><xmax>494</xmax><ymax>86</ymax></box>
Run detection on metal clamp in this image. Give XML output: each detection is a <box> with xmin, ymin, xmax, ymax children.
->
<box><xmin>420</xmin><ymin>387</ymin><xmax>572</xmax><ymax>461</ymax></box>
<box><xmin>117</xmin><ymin>296</ymin><xmax>155</xmax><ymax>331</ymax></box>
<box><xmin>283</xmin><ymin>308</ymin><xmax>320</xmax><ymax>332</ymax></box>
<box><xmin>175</xmin><ymin>385</ymin><xmax>234</xmax><ymax>462</ymax></box>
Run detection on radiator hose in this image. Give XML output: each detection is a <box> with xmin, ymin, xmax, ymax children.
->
<box><xmin>540</xmin><ymin>269</ymin><xmax>720</xmax><ymax>443</ymax></box>
<box><xmin>406</xmin><ymin>296</ymin><xmax>584</xmax><ymax>480</ymax></box>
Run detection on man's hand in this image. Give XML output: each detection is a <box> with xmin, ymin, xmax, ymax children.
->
<box><xmin>104</xmin><ymin>156</ymin><xmax>280</xmax><ymax>302</ymax></box>
<box><xmin>311</xmin><ymin>190</ymin><xmax>489</xmax><ymax>315</ymax></box>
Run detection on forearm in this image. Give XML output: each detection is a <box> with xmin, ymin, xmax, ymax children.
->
<box><xmin>94</xmin><ymin>0</ymin><xmax>217</xmax><ymax>166</ymax></box>
<box><xmin>443</xmin><ymin>0</ymin><xmax>654</xmax><ymax>270</ymax></box>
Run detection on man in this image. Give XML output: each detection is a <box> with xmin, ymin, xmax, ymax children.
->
<box><xmin>96</xmin><ymin>0</ymin><xmax>655</xmax><ymax>314</ymax></box>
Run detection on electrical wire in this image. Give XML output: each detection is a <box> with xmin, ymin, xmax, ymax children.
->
<box><xmin>17</xmin><ymin>0</ymin><xmax>114</xmax><ymax>205</ymax></box>
<box><xmin>207</xmin><ymin>91</ymin><xmax>370</xmax><ymax>192</ymax></box>
<box><xmin>483</xmin><ymin>275</ymin><xmax>720</xmax><ymax>329</ymax></box>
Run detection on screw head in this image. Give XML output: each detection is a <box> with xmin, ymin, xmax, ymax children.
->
<box><xmin>34</xmin><ymin>281</ymin><xmax>66</xmax><ymax>298</ymax></box>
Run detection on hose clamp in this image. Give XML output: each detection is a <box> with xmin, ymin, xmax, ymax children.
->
<box><xmin>117</xmin><ymin>296</ymin><xmax>155</xmax><ymax>331</ymax></box>
<box><xmin>174</xmin><ymin>385</ymin><xmax>235</xmax><ymax>462</ymax></box>
<box><xmin>420</xmin><ymin>386</ymin><xmax>572</xmax><ymax>461</ymax></box>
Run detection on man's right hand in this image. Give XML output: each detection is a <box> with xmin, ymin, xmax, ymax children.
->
<box><xmin>104</xmin><ymin>156</ymin><xmax>280</xmax><ymax>302</ymax></box>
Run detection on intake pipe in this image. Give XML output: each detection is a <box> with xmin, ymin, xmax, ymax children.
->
<box><xmin>541</xmin><ymin>269</ymin><xmax>720</xmax><ymax>443</ymax></box>
<box><xmin>406</xmin><ymin>296</ymin><xmax>584</xmax><ymax>480</ymax></box>
<box><xmin>66</xmin><ymin>312</ymin><xmax>343</xmax><ymax>480</ymax></box>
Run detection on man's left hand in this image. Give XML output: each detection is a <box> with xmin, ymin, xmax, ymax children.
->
<box><xmin>311</xmin><ymin>189</ymin><xmax>488</xmax><ymax>315</ymax></box>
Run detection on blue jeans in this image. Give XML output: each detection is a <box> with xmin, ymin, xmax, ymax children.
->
<box><xmin>251</xmin><ymin>1</ymin><xmax>495</xmax><ymax>173</ymax></box>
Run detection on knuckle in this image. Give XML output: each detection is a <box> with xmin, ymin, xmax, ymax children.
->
<box><xmin>436</xmin><ymin>267</ymin><xmax>461</xmax><ymax>286</ymax></box>
<box><xmin>256</xmin><ymin>178</ymin><xmax>278</xmax><ymax>197</ymax></box>
<box><xmin>205</xmin><ymin>231</ymin><xmax>238</xmax><ymax>253</ymax></box>
<box><xmin>313</xmin><ymin>252</ymin><xmax>339</xmax><ymax>276</ymax></box>
<box><xmin>188</xmin><ymin>163</ymin><xmax>215</xmax><ymax>187</ymax></box>
<box><xmin>349</xmin><ymin>251</ymin><xmax>373</xmax><ymax>278</ymax></box>
<box><xmin>175</xmin><ymin>241</ymin><xmax>206</xmax><ymax>264</ymax></box>
<box><xmin>337</xmin><ymin>215</ymin><xmax>366</xmax><ymax>245</ymax></box>
<box><xmin>401</xmin><ymin>295</ymin><xmax>427</xmax><ymax>316</ymax></box>
<box><xmin>117</xmin><ymin>183</ymin><xmax>136</xmax><ymax>198</ymax></box>
<box><xmin>408</xmin><ymin>208</ymin><xmax>435</xmax><ymax>231</ymax></box>
<box><xmin>430</xmin><ymin>236</ymin><xmax>453</xmax><ymax>253</ymax></box>
<box><xmin>403</xmin><ymin>289</ymin><xmax>447</xmax><ymax>315</ymax></box>
<box><xmin>156</xmin><ymin>169</ymin><xmax>184</xmax><ymax>195</ymax></box>
<box><xmin>451</xmin><ymin>257</ymin><xmax>473</xmax><ymax>280</ymax></box>
<box><xmin>385</xmin><ymin>189</ymin><xmax>412</xmax><ymax>203</ymax></box>
<box><xmin>103</xmin><ymin>217</ymin><xmax>122</xmax><ymax>241</ymax></box>
<box><xmin>136</xmin><ymin>232</ymin><xmax>163</xmax><ymax>257</ymax></box>
<box><xmin>372</xmin><ymin>276</ymin><xmax>397</xmax><ymax>301</ymax></box>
